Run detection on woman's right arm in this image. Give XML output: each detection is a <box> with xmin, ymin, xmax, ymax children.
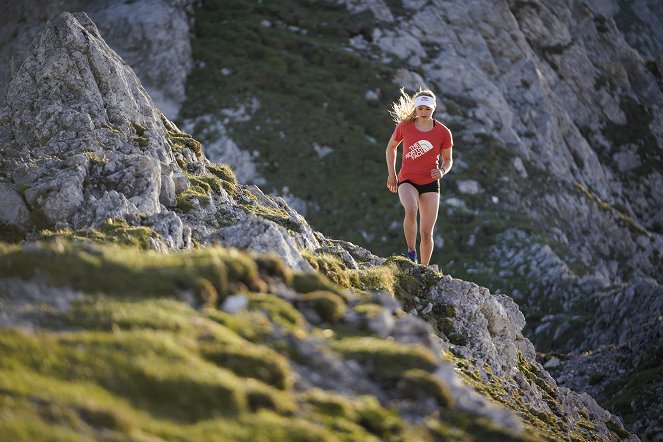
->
<box><xmin>386</xmin><ymin>136</ymin><xmax>400</xmax><ymax>193</ymax></box>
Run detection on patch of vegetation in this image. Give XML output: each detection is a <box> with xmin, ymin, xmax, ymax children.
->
<box><xmin>176</xmin><ymin>171</ymin><xmax>217</xmax><ymax>211</ymax></box>
<box><xmin>0</xmin><ymin>241</ymin><xmax>263</xmax><ymax>305</ymax></box>
<box><xmin>0</xmin><ymin>221</ymin><xmax>24</xmax><ymax>243</ymax></box>
<box><xmin>575</xmin><ymin>182</ymin><xmax>651</xmax><ymax>238</ymax></box>
<box><xmin>303</xmin><ymin>290</ymin><xmax>347</xmax><ymax>323</ymax></box>
<box><xmin>36</xmin><ymin>218</ymin><xmax>161</xmax><ymax>249</ymax></box>
<box><xmin>131</xmin><ymin>121</ymin><xmax>148</xmax><ymax>149</ymax></box>
<box><xmin>207</xmin><ymin>162</ymin><xmax>239</xmax><ymax>197</ymax></box>
<box><xmin>603</xmin><ymin>363</ymin><xmax>663</xmax><ymax>429</ymax></box>
<box><xmin>398</xmin><ymin>369</ymin><xmax>455</xmax><ymax>407</ymax></box>
<box><xmin>333</xmin><ymin>336</ymin><xmax>437</xmax><ymax>380</ymax></box>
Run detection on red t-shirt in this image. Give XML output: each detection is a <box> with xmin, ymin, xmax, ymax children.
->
<box><xmin>391</xmin><ymin>120</ymin><xmax>453</xmax><ymax>185</ymax></box>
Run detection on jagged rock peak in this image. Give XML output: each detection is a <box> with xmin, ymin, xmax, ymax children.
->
<box><xmin>2</xmin><ymin>11</ymin><xmax>181</xmax><ymax>230</ymax></box>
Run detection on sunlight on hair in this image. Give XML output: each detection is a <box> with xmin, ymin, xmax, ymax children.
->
<box><xmin>389</xmin><ymin>87</ymin><xmax>436</xmax><ymax>124</ymax></box>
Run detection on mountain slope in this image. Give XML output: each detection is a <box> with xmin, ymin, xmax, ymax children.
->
<box><xmin>0</xmin><ymin>11</ymin><xmax>636</xmax><ymax>442</ymax></box>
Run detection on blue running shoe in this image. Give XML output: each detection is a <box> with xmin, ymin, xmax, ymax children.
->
<box><xmin>406</xmin><ymin>250</ymin><xmax>418</xmax><ymax>264</ymax></box>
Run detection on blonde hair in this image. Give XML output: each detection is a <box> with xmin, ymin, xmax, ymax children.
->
<box><xmin>389</xmin><ymin>87</ymin><xmax>436</xmax><ymax>124</ymax></box>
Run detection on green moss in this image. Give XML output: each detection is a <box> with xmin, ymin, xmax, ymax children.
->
<box><xmin>576</xmin><ymin>182</ymin><xmax>651</xmax><ymax>237</ymax></box>
<box><xmin>352</xmin><ymin>264</ymin><xmax>398</xmax><ymax>293</ymax></box>
<box><xmin>201</xmin><ymin>342</ymin><xmax>293</xmax><ymax>390</ymax></box>
<box><xmin>83</xmin><ymin>151</ymin><xmax>108</xmax><ymax>165</ymax></box>
<box><xmin>204</xmin><ymin>309</ymin><xmax>273</xmax><ymax>343</ymax></box>
<box><xmin>303</xmin><ymin>290</ymin><xmax>347</xmax><ymax>323</ymax></box>
<box><xmin>165</xmin><ymin>126</ymin><xmax>203</xmax><ymax>158</ymax></box>
<box><xmin>176</xmin><ymin>173</ymin><xmax>214</xmax><ymax>211</ymax></box>
<box><xmin>131</xmin><ymin>122</ymin><xmax>146</xmax><ymax>137</ymax></box>
<box><xmin>241</xmin><ymin>202</ymin><xmax>303</xmax><ymax>233</ymax></box>
<box><xmin>353</xmin><ymin>396</ymin><xmax>404</xmax><ymax>438</ymax></box>
<box><xmin>302</xmin><ymin>389</ymin><xmax>358</xmax><ymax>421</ymax></box>
<box><xmin>292</xmin><ymin>272</ymin><xmax>347</xmax><ymax>300</ymax></box>
<box><xmin>0</xmin><ymin>222</ymin><xmax>25</xmax><ymax>243</ymax></box>
<box><xmin>132</xmin><ymin>135</ymin><xmax>148</xmax><ymax>149</ymax></box>
<box><xmin>244</xmin><ymin>381</ymin><xmax>296</xmax><ymax>414</ymax></box>
<box><xmin>253</xmin><ymin>253</ymin><xmax>294</xmax><ymax>283</ymax></box>
<box><xmin>100</xmin><ymin>123</ymin><xmax>121</xmax><ymax>133</ymax></box>
<box><xmin>353</xmin><ymin>302</ymin><xmax>384</xmax><ymax>316</ymax></box>
<box><xmin>0</xmin><ymin>241</ymin><xmax>261</xmax><ymax>303</ymax></box>
<box><xmin>399</xmin><ymin>369</ymin><xmax>454</xmax><ymax>408</ymax></box>
<box><xmin>303</xmin><ymin>251</ymin><xmax>356</xmax><ymax>288</ymax></box>
<box><xmin>246</xmin><ymin>292</ymin><xmax>307</xmax><ymax>333</ymax></box>
<box><xmin>0</xmin><ymin>329</ymin><xmax>248</xmax><ymax>421</ymax></box>
<box><xmin>206</xmin><ymin>162</ymin><xmax>239</xmax><ymax>197</ymax></box>
<box><xmin>37</xmin><ymin>218</ymin><xmax>161</xmax><ymax>249</ymax></box>
<box><xmin>333</xmin><ymin>337</ymin><xmax>437</xmax><ymax>380</ymax></box>
<box><xmin>427</xmin><ymin>412</ymin><xmax>536</xmax><ymax>442</ymax></box>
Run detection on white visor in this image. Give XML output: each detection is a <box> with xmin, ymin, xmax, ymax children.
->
<box><xmin>414</xmin><ymin>95</ymin><xmax>436</xmax><ymax>109</ymax></box>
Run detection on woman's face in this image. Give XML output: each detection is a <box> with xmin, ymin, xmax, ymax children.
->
<box><xmin>415</xmin><ymin>105</ymin><xmax>434</xmax><ymax>119</ymax></box>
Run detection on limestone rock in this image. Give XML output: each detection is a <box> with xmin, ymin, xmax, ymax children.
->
<box><xmin>4</xmin><ymin>12</ymin><xmax>176</xmax><ymax>230</ymax></box>
<box><xmin>0</xmin><ymin>0</ymin><xmax>195</xmax><ymax>119</ymax></box>
<box><xmin>0</xmin><ymin>183</ymin><xmax>29</xmax><ymax>228</ymax></box>
<box><xmin>212</xmin><ymin>214</ymin><xmax>313</xmax><ymax>272</ymax></box>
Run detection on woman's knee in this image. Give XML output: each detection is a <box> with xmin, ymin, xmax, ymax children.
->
<box><xmin>403</xmin><ymin>205</ymin><xmax>417</xmax><ymax>219</ymax></box>
<box><xmin>419</xmin><ymin>228</ymin><xmax>433</xmax><ymax>241</ymax></box>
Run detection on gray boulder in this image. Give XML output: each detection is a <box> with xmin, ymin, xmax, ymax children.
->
<box><xmin>4</xmin><ymin>12</ymin><xmax>177</xmax><ymax>230</ymax></box>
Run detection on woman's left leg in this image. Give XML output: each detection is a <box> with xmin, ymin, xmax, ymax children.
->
<box><xmin>418</xmin><ymin>191</ymin><xmax>440</xmax><ymax>265</ymax></box>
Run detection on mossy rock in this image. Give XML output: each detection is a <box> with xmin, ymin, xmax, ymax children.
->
<box><xmin>200</xmin><ymin>342</ymin><xmax>293</xmax><ymax>390</ymax></box>
<box><xmin>353</xmin><ymin>395</ymin><xmax>404</xmax><ymax>438</ymax></box>
<box><xmin>0</xmin><ymin>222</ymin><xmax>25</xmax><ymax>243</ymax></box>
<box><xmin>245</xmin><ymin>293</ymin><xmax>307</xmax><ymax>333</ymax></box>
<box><xmin>333</xmin><ymin>337</ymin><xmax>437</xmax><ymax>380</ymax></box>
<box><xmin>303</xmin><ymin>290</ymin><xmax>347</xmax><ymax>323</ymax></box>
<box><xmin>292</xmin><ymin>272</ymin><xmax>347</xmax><ymax>300</ymax></box>
<box><xmin>207</xmin><ymin>162</ymin><xmax>239</xmax><ymax>197</ymax></box>
<box><xmin>253</xmin><ymin>253</ymin><xmax>293</xmax><ymax>283</ymax></box>
<box><xmin>0</xmin><ymin>241</ymin><xmax>261</xmax><ymax>303</ymax></box>
<box><xmin>301</xmin><ymin>388</ymin><xmax>358</xmax><ymax>421</ymax></box>
<box><xmin>398</xmin><ymin>369</ymin><xmax>455</xmax><ymax>408</ymax></box>
<box><xmin>243</xmin><ymin>380</ymin><xmax>297</xmax><ymax>415</ymax></box>
<box><xmin>303</xmin><ymin>251</ymin><xmax>356</xmax><ymax>288</ymax></box>
<box><xmin>0</xmin><ymin>329</ymin><xmax>248</xmax><ymax>422</ymax></box>
<box><xmin>353</xmin><ymin>302</ymin><xmax>384</xmax><ymax>317</ymax></box>
<box><xmin>37</xmin><ymin>218</ymin><xmax>162</xmax><ymax>250</ymax></box>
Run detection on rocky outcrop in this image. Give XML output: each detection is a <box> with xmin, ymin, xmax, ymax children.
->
<box><xmin>0</xmin><ymin>12</ymin><xmax>318</xmax><ymax>270</ymax></box>
<box><xmin>0</xmin><ymin>0</ymin><xmax>194</xmax><ymax>119</ymax></box>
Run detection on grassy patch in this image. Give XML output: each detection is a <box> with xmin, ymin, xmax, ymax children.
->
<box><xmin>333</xmin><ymin>336</ymin><xmax>437</xmax><ymax>380</ymax></box>
<box><xmin>0</xmin><ymin>241</ymin><xmax>263</xmax><ymax>305</ymax></box>
<box><xmin>36</xmin><ymin>218</ymin><xmax>161</xmax><ymax>249</ymax></box>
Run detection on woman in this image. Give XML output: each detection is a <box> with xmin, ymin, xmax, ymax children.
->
<box><xmin>385</xmin><ymin>88</ymin><xmax>453</xmax><ymax>266</ymax></box>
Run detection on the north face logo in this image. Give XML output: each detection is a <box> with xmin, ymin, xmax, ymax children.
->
<box><xmin>405</xmin><ymin>140</ymin><xmax>433</xmax><ymax>160</ymax></box>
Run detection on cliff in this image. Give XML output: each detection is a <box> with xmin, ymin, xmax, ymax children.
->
<box><xmin>0</xmin><ymin>12</ymin><xmax>637</xmax><ymax>441</ymax></box>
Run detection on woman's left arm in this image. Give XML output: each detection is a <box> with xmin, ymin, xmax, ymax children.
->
<box><xmin>431</xmin><ymin>147</ymin><xmax>453</xmax><ymax>179</ymax></box>
<box><xmin>440</xmin><ymin>146</ymin><xmax>453</xmax><ymax>175</ymax></box>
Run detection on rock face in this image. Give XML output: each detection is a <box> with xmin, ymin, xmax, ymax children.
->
<box><xmin>4</xmin><ymin>12</ymin><xmax>175</xmax><ymax>228</ymax></box>
<box><xmin>0</xmin><ymin>12</ymin><xmax>321</xmax><ymax>271</ymax></box>
<box><xmin>0</xmin><ymin>0</ymin><xmax>194</xmax><ymax>119</ymax></box>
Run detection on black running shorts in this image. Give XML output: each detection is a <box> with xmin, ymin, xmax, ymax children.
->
<box><xmin>397</xmin><ymin>179</ymin><xmax>440</xmax><ymax>195</ymax></box>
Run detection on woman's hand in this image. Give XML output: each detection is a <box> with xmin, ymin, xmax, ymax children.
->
<box><xmin>387</xmin><ymin>174</ymin><xmax>398</xmax><ymax>193</ymax></box>
<box><xmin>431</xmin><ymin>168</ymin><xmax>444</xmax><ymax>180</ymax></box>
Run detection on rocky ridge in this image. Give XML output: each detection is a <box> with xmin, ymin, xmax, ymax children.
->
<box><xmin>0</xmin><ymin>12</ymin><xmax>637</xmax><ymax>441</ymax></box>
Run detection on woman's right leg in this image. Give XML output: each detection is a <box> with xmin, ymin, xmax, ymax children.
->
<box><xmin>398</xmin><ymin>183</ymin><xmax>419</xmax><ymax>252</ymax></box>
